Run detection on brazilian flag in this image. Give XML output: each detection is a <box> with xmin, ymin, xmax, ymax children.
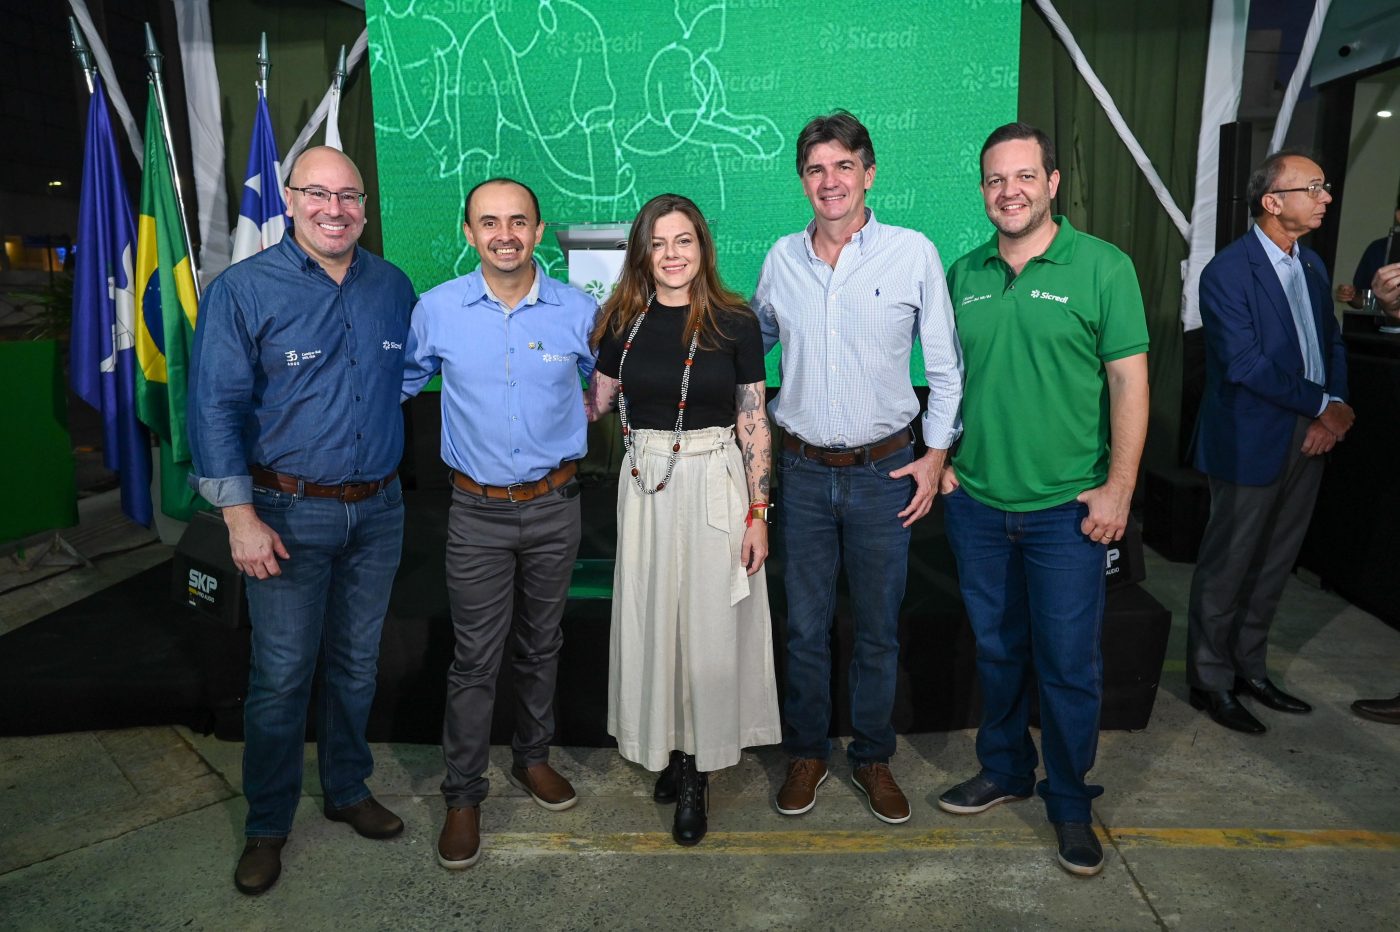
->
<box><xmin>134</xmin><ymin>85</ymin><xmax>203</xmax><ymax>520</ymax></box>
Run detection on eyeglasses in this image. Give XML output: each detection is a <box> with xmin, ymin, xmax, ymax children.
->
<box><xmin>287</xmin><ymin>186</ymin><xmax>366</xmax><ymax>207</ymax></box>
<box><xmin>1267</xmin><ymin>182</ymin><xmax>1332</xmax><ymax>199</ymax></box>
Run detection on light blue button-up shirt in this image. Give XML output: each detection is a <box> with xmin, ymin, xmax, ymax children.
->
<box><xmin>752</xmin><ymin>210</ymin><xmax>963</xmax><ymax>449</ymax></box>
<box><xmin>402</xmin><ymin>260</ymin><xmax>598</xmax><ymax>486</ymax></box>
<box><xmin>1252</xmin><ymin>224</ymin><xmax>1329</xmax><ymax>413</ymax></box>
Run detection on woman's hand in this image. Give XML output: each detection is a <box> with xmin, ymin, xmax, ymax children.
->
<box><xmin>740</xmin><ymin>519</ymin><xmax>768</xmax><ymax>576</ymax></box>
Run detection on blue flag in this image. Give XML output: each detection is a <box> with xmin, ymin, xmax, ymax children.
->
<box><xmin>71</xmin><ymin>75</ymin><xmax>153</xmax><ymax>528</ymax></box>
<box><xmin>230</xmin><ymin>88</ymin><xmax>287</xmax><ymax>262</ymax></box>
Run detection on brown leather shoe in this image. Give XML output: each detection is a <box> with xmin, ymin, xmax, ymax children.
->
<box><xmin>507</xmin><ymin>762</ymin><xmax>578</xmax><ymax>811</ymax></box>
<box><xmin>852</xmin><ymin>763</ymin><xmax>911</xmax><ymax>824</ymax></box>
<box><xmin>775</xmin><ymin>758</ymin><xmax>829</xmax><ymax>815</ymax></box>
<box><xmin>1352</xmin><ymin>693</ymin><xmax>1400</xmax><ymax>724</ymax></box>
<box><xmin>438</xmin><ymin>805</ymin><xmax>482</xmax><ymax>869</ymax></box>
<box><xmin>324</xmin><ymin>796</ymin><xmax>404</xmax><ymax>839</ymax></box>
<box><xmin>234</xmin><ymin>836</ymin><xmax>286</xmax><ymax>895</ymax></box>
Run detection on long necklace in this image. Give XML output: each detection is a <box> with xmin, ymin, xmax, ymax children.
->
<box><xmin>616</xmin><ymin>294</ymin><xmax>700</xmax><ymax>494</ymax></box>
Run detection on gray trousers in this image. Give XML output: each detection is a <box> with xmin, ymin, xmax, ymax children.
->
<box><xmin>1187</xmin><ymin>417</ymin><xmax>1325</xmax><ymax>691</ymax></box>
<box><xmin>440</xmin><ymin>482</ymin><xmax>582</xmax><ymax>808</ymax></box>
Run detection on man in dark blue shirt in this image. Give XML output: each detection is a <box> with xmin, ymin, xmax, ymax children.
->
<box><xmin>188</xmin><ymin>146</ymin><xmax>417</xmax><ymax>896</ymax></box>
<box><xmin>403</xmin><ymin>178</ymin><xmax>597</xmax><ymax>870</ymax></box>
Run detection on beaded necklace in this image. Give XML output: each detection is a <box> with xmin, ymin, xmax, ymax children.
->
<box><xmin>616</xmin><ymin>294</ymin><xmax>700</xmax><ymax>494</ymax></box>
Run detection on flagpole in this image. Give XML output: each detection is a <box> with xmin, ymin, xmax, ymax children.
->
<box><xmin>257</xmin><ymin>31</ymin><xmax>270</xmax><ymax>96</ymax></box>
<box><xmin>69</xmin><ymin>17</ymin><xmax>95</xmax><ymax>96</ymax></box>
<box><xmin>333</xmin><ymin>44</ymin><xmax>347</xmax><ymax>94</ymax></box>
<box><xmin>143</xmin><ymin>22</ymin><xmax>201</xmax><ymax>301</ymax></box>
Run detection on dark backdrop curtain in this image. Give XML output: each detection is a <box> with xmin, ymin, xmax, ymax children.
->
<box><xmin>210</xmin><ymin>0</ymin><xmax>380</xmax><ymax>252</ymax></box>
<box><xmin>1018</xmin><ymin>0</ymin><xmax>1212</xmax><ymax>469</ymax></box>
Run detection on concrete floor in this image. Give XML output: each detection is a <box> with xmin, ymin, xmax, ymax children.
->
<box><xmin>2</xmin><ymin>491</ymin><xmax>1398</xmax><ymax>930</ymax></box>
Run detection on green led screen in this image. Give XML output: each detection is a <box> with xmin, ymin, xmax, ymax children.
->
<box><xmin>366</xmin><ymin>0</ymin><xmax>1021</xmax><ymax>381</ymax></box>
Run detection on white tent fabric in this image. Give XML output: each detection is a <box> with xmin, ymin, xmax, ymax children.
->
<box><xmin>1031</xmin><ymin>0</ymin><xmax>1191</xmax><ymax>241</ymax></box>
<box><xmin>1269</xmin><ymin>0</ymin><xmax>1333</xmax><ymax>153</ymax></box>
<box><xmin>173</xmin><ymin>0</ymin><xmax>232</xmax><ymax>283</ymax></box>
<box><xmin>68</xmin><ymin>0</ymin><xmax>143</xmax><ymax>167</ymax></box>
<box><xmin>1181</xmin><ymin>0</ymin><xmax>1251</xmax><ymax>332</ymax></box>
<box><xmin>325</xmin><ymin>90</ymin><xmax>343</xmax><ymax>151</ymax></box>
<box><xmin>283</xmin><ymin>29</ymin><xmax>367</xmax><ymax>176</ymax></box>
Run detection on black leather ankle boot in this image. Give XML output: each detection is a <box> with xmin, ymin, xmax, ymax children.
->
<box><xmin>653</xmin><ymin>749</ymin><xmax>682</xmax><ymax>804</ymax></box>
<box><xmin>672</xmin><ymin>753</ymin><xmax>708</xmax><ymax>846</ymax></box>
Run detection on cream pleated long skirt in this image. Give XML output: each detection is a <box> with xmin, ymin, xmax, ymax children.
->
<box><xmin>607</xmin><ymin>425</ymin><xmax>782</xmax><ymax>773</ymax></box>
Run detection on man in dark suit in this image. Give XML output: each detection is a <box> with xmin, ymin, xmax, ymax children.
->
<box><xmin>1188</xmin><ymin>150</ymin><xmax>1354</xmax><ymax>734</ymax></box>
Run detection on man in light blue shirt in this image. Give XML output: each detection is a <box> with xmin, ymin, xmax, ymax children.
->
<box><xmin>752</xmin><ymin>110</ymin><xmax>963</xmax><ymax>824</ymax></box>
<box><xmin>403</xmin><ymin>178</ymin><xmax>597</xmax><ymax>870</ymax></box>
<box><xmin>1188</xmin><ymin>151</ymin><xmax>1352</xmax><ymax>735</ymax></box>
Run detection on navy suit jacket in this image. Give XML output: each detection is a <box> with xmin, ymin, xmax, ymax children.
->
<box><xmin>1191</xmin><ymin>229</ymin><xmax>1348</xmax><ymax>486</ymax></box>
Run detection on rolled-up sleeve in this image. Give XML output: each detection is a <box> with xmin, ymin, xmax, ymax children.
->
<box><xmin>187</xmin><ymin>277</ymin><xmax>256</xmax><ymax>507</ymax></box>
<box><xmin>918</xmin><ymin>241</ymin><xmax>964</xmax><ymax>449</ymax></box>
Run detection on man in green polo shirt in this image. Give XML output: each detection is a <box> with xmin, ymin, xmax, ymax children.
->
<box><xmin>935</xmin><ymin>122</ymin><xmax>1149</xmax><ymax>878</ymax></box>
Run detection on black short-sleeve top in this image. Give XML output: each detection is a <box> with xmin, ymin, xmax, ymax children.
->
<box><xmin>595</xmin><ymin>302</ymin><xmax>766</xmax><ymax>431</ymax></box>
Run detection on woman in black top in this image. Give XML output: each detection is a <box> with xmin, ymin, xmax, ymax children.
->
<box><xmin>588</xmin><ymin>193</ymin><xmax>781</xmax><ymax>846</ymax></box>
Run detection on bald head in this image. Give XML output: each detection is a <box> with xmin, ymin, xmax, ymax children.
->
<box><xmin>288</xmin><ymin>145</ymin><xmax>364</xmax><ymax>190</ymax></box>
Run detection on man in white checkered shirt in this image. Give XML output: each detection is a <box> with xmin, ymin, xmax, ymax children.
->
<box><xmin>753</xmin><ymin>109</ymin><xmax>963</xmax><ymax>826</ymax></box>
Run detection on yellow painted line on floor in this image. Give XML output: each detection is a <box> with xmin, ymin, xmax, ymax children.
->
<box><xmin>479</xmin><ymin>826</ymin><xmax>1400</xmax><ymax>856</ymax></box>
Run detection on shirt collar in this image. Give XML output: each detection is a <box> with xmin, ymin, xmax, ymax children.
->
<box><xmin>1252</xmin><ymin>223</ymin><xmax>1298</xmax><ymax>265</ymax></box>
<box><xmin>803</xmin><ymin>208</ymin><xmax>878</xmax><ymax>262</ymax></box>
<box><xmin>976</xmin><ymin>215</ymin><xmax>1079</xmax><ymax>268</ymax></box>
<box><xmin>462</xmin><ymin>259</ymin><xmax>558</xmax><ymax>311</ymax></box>
<box><xmin>278</xmin><ymin>223</ymin><xmax>361</xmax><ymax>276</ymax></box>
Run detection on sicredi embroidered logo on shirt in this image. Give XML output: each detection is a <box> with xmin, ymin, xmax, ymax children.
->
<box><xmin>1030</xmin><ymin>289</ymin><xmax>1069</xmax><ymax>304</ymax></box>
<box><xmin>283</xmin><ymin>349</ymin><xmax>323</xmax><ymax>367</ymax></box>
<box><xmin>540</xmin><ymin>353</ymin><xmax>571</xmax><ymax>363</ymax></box>
<box><xmin>382</xmin><ymin>340</ymin><xmax>403</xmax><ymax>350</ymax></box>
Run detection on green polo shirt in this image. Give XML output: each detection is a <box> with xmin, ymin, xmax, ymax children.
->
<box><xmin>946</xmin><ymin>217</ymin><xmax>1148</xmax><ymax>512</ymax></box>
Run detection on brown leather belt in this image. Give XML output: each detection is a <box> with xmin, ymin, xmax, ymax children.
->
<box><xmin>783</xmin><ymin>428</ymin><xmax>914</xmax><ymax>467</ymax></box>
<box><xmin>451</xmin><ymin>461</ymin><xmax>577</xmax><ymax>502</ymax></box>
<box><xmin>250</xmin><ymin>465</ymin><xmax>397</xmax><ymax>503</ymax></box>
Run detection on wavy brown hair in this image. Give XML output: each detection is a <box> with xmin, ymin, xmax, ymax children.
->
<box><xmin>591</xmin><ymin>193</ymin><xmax>748</xmax><ymax>351</ymax></box>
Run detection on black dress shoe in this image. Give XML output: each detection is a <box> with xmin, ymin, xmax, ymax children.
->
<box><xmin>654</xmin><ymin>750</ymin><xmax>682</xmax><ymax>804</ymax></box>
<box><xmin>234</xmin><ymin>836</ymin><xmax>285</xmax><ymax>895</ymax></box>
<box><xmin>1052</xmin><ymin>822</ymin><xmax>1104</xmax><ymax>876</ymax></box>
<box><xmin>1352</xmin><ymin>693</ymin><xmax>1400</xmax><ymax>725</ymax></box>
<box><xmin>1234</xmin><ymin>676</ymin><xmax>1312</xmax><ymax>713</ymax></box>
<box><xmin>1189</xmin><ymin>688</ymin><xmax>1266</xmax><ymax>734</ymax></box>
<box><xmin>324</xmin><ymin>796</ymin><xmax>404</xmax><ymax>839</ymax></box>
<box><xmin>672</xmin><ymin>753</ymin><xmax>708</xmax><ymax>847</ymax></box>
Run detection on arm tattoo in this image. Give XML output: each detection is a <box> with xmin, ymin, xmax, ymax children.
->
<box><xmin>735</xmin><ymin>380</ymin><xmax>772</xmax><ymax>502</ymax></box>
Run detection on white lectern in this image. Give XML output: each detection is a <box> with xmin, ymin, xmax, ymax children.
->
<box><xmin>553</xmin><ymin>223</ymin><xmax>630</xmax><ymax>302</ymax></box>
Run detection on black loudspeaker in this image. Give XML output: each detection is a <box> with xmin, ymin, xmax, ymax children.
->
<box><xmin>1141</xmin><ymin>466</ymin><xmax>1210</xmax><ymax>563</ymax></box>
<box><xmin>1216</xmin><ymin>121</ymin><xmax>1254</xmax><ymax>250</ymax></box>
<box><xmin>170</xmin><ymin>510</ymin><xmax>249</xmax><ymax>628</ymax></box>
<box><xmin>1105</xmin><ymin>515</ymin><xmax>1146</xmax><ymax>590</ymax></box>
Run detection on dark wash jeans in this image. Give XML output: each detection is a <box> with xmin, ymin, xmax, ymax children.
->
<box><xmin>942</xmin><ymin>486</ymin><xmax>1106</xmax><ymax>823</ymax></box>
<box><xmin>241</xmin><ymin>477</ymin><xmax>404</xmax><ymax>838</ymax></box>
<box><xmin>775</xmin><ymin>443</ymin><xmax>913</xmax><ymax>767</ymax></box>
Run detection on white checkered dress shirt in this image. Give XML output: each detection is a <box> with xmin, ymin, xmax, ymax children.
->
<box><xmin>753</xmin><ymin>210</ymin><xmax>963</xmax><ymax>450</ymax></box>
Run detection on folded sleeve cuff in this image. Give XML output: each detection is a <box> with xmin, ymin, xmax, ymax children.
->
<box><xmin>195</xmin><ymin>475</ymin><xmax>253</xmax><ymax>508</ymax></box>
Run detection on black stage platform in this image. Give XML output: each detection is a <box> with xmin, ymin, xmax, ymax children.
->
<box><xmin>1</xmin><ymin>479</ymin><xmax>1172</xmax><ymax>742</ymax></box>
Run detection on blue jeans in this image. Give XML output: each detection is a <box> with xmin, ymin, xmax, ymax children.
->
<box><xmin>942</xmin><ymin>487</ymin><xmax>1106</xmax><ymax>823</ymax></box>
<box><xmin>241</xmin><ymin>477</ymin><xmax>405</xmax><ymax>837</ymax></box>
<box><xmin>775</xmin><ymin>443</ymin><xmax>913</xmax><ymax>766</ymax></box>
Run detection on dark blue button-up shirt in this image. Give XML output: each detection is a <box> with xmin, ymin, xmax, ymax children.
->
<box><xmin>188</xmin><ymin>232</ymin><xmax>417</xmax><ymax>506</ymax></box>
